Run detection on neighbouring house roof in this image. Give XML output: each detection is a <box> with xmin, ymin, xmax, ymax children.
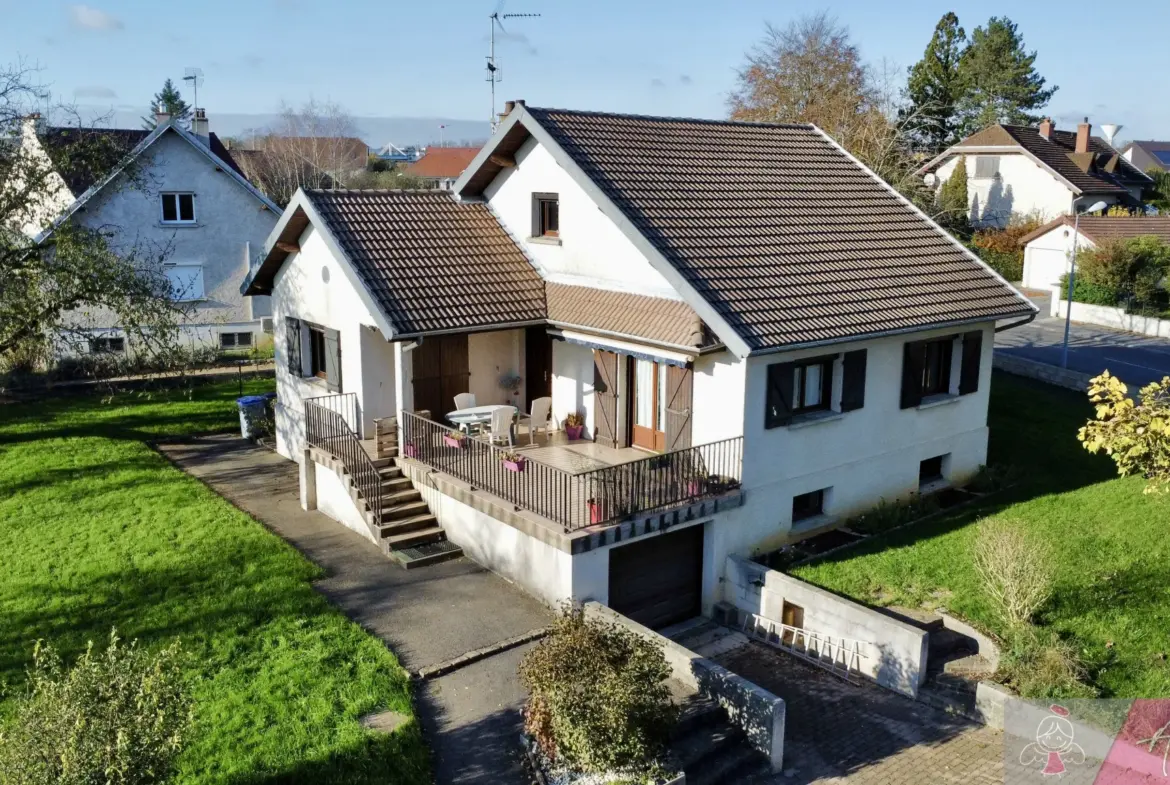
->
<box><xmin>1122</xmin><ymin>140</ymin><xmax>1170</xmax><ymax>173</ymax></box>
<box><xmin>404</xmin><ymin>147</ymin><xmax>480</xmax><ymax>179</ymax></box>
<box><xmin>246</xmin><ymin>189</ymin><xmax>547</xmax><ymax>337</ymax></box>
<box><xmin>458</xmin><ymin>106</ymin><xmax>1035</xmax><ymax>354</ymax></box>
<box><xmin>1017</xmin><ymin>216</ymin><xmax>1170</xmax><ymax>246</ymax></box>
<box><xmin>37</xmin><ymin>126</ymin><xmax>150</xmax><ymax>195</ymax></box>
<box><xmin>236</xmin><ymin>136</ymin><xmax>370</xmax><ymax>172</ymax></box>
<box><xmin>920</xmin><ymin>124</ymin><xmax>1149</xmax><ymax>196</ymax></box>
<box><xmin>545</xmin><ymin>283</ymin><xmax>712</xmax><ymax>349</ymax></box>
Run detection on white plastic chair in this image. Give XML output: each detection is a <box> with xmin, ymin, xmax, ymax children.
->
<box><xmin>518</xmin><ymin>397</ymin><xmax>553</xmax><ymax>445</ymax></box>
<box><xmin>486</xmin><ymin>405</ymin><xmax>517</xmax><ymax>446</ymax></box>
<box><xmin>453</xmin><ymin>392</ymin><xmax>476</xmax><ymax>410</ymax></box>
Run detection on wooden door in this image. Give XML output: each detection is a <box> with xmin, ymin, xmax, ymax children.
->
<box><xmin>411</xmin><ymin>334</ymin><xmax>469</xmax><ymax>419</ymax></box>
<box><xmin>781</xmin><ymin>601</ymin><xmax>805</xmax><ymax>646</ymax></box>
<box><xmin>525</xmin><ymin>327</ymin><xmax>553</xmax><ymax>406</ymax></box>
<box><xmin>609</xmin><ymin>524</ymin><xmax>704</xmax><ymax>630</ymax></box>
<box><xmin>630</xmin><ymin>358</ymin><xmax>666</xmax><ymax>452</ymax></box>
<box><xmin>593</xmin><ymin>350</ymin><xmax>620</xmax><ymax>448</ymax></box>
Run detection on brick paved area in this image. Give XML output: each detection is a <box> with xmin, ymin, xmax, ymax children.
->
<box><xmin>714</xmin><ymin>642</ymin><xmax>1005</xmax><ymax>784</ymax></box>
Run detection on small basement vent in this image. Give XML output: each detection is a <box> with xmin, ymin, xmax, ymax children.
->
<box><xmin>261</xmin><ymin>317</ymin><xmax>274</xmax><ymax>333</ymax></box>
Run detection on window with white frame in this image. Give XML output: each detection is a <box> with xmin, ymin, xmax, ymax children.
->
<box><xmin>219</xmin><ymin>332</ymin><xmax>253</xmax><ymax>349</ymax></box>
<box><xmin>165</xmin><ymin>264</ymin><xmax>204</xmax><ymax>301</ymax></box>
<box><xmin>160</xmin><ymin>193</ymin><xmax>195</xmax><ymax>224</ymax></box>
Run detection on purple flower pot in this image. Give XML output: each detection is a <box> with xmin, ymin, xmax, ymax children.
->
<box><xmin>443</xmin><ymin>434</ymin><xmax>466</xmax><ymax>449</ymax></box>
<box><xmin>565</xmin><ymin>424</ymin><xmax>585</xmax><ymax>441</ymax></box>
<box><xmin>503</xmin><ymin>457</ymin><xmax>527</xmax><ymax>473</ymax></box>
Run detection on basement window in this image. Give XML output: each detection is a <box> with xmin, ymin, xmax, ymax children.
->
<box><xmin>792</xmin><ymin>488</ymin><xmax>827</xmax><ymax>523</ymax></box>
<box><xmin>219</xmin><ymin>332</ymin><xmax>253</xmax><ymax>349</ymax></box>
<box><xmin>919</xmin><ymin>454</ymin><xmax>949</xmax><ymax>489</ymax></box>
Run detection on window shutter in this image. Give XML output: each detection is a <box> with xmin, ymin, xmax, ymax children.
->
<box><xmin>285</xmin><ymin>317</ymin><xmax>301</xmax><ymax>375</ymax></box>
<box><xmin>531</xmin><ymin>194</ymin><xmax>541</xmax><ymax>237</ymax></box>
<box><xmin>765</xmin><ymin>362</ymin><xmax>795</xmax><ymax>428</ymax></box>
<box><xmin>840</xmin><ymin>349</ymin><xmax>867</xmax><ymax>412</ymax></box>
<box><xmin>324</xmin><ymin>328</ymin><xmax>341</xmax><ymax>392</ymax></box>
<box><xmin>900</xmin><ymin>341</ymin><xmax>925</xmax><ymax>409</ymax></box>
<box><xmin>959</xmin><ymin>330</ymin><xmax>983</xmax><ymax>395</ymax></box>
<box><xmin>664</xmin><ymin>364</ymin><xmax>693</xmax><ymax>451</ymax></box>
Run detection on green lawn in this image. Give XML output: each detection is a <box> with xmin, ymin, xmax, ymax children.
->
<box><xmin>794</xmin><ymin>372</ymin><xmax>1170</xmax><ymax>699</ymax></box>
<box><xmin>0</xmin><ymin>381</ymin><xmax>429</xmax><ymax>784</ymax></box>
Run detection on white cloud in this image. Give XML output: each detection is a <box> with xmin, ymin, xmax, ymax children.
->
<box><xmin>74</xmin><ymin>85</ymin><xmax>118</xmax><ymax>99</ymax></box>
<box><xmin>69</xmin><ymin>4</ymin><xmax>124</xmax><ymax>31</ymax></box>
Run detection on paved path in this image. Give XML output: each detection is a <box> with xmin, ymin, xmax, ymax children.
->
<box><xmin>159</xmin><ymin>435</ymin><xmax>552</xmax><ymax>785</ymax></box>
<box><xmin>996</xmin><ymin>293</ymin><xmax>1170</xmax><ymax>388</ymax></box>
<box><xmin>714</xmin><ymin>643</ymin><xmax>1004</xmax><ymax>785</ymax></box>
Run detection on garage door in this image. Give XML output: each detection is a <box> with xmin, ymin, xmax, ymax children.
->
<box><xmin>608</xmin><ymin>524</ymin><xmax>703</xmax><ymax>630</ymax></box>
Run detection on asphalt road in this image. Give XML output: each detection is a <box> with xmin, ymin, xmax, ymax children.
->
<box><xmin>995</xmin><ymin>293</ymin><xmax>1170</xmax><ymax>388</ymax></box>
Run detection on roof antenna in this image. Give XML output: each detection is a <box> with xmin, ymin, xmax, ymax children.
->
<box><xmin>487</xmin><ymin>4</ymin><xmax>540</xmax><ymax>132</ymax></box>
<box><xmin>183</xmin><ymin>67</ymin><xmax>204</xmax><ymax>115</ymax></box>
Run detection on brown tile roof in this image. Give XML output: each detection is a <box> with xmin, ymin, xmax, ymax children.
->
<box><xmin>1018</xmin><ymin>216</ymin><xmax>1170</xmax><ymax>246</ymax></box>
<box><xmin>304</xmin><ymin>190</ymin><xmax>546</xmax><ymax>335</ymax></box>
<box><xmin>956</xmin><ymin>124</ymin><xmax>1148</xmax><ymax>195</ymax></box>
<box><xmin>38</xmin><ymin>126</ymin><xmax>149</xmax><ymax>195</ymax></box>
<box><xmin>503</xmin><ymin>107</ymin><xmax>1033</xmax><ymax>352</ymax></box>
<box><xmin>208</xmin><ymin>132</ymin><xmax>247</xmax><ymax>179</ymax></box>
<box><xmin>404</xmin><ymin>147</ymin><xmax>481</xmax><ymax>179</ymax></box>
<box><xmin>546</xmin><ymin>283</ymin><xmax>711</xmax><ymax>348</ymax></box>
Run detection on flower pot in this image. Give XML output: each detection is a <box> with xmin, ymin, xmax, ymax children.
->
<box><xmin>503</xmin><ymin>456</ymin><xmax>527</xmax><ymax>473</ymax></box>
<box><xmin>402</xmin><ymin>443</ymin><xmax>419</xmax><ymax>459</ymax></box>
<box><xmin>565</xmin><ymin>424</ymin><xmax>585</xmax><ymax>441</ymax></box>
<box><xmin>685</xmin><ymin>478</ymin><xmax>703</xmax><ymax>497</ymax></box>
<box><xmin>588</xmin><ymin>500</ymin><xmax>604</xmax><ymax>524</ymax></box>
<box><xmin>443</xmin><ymin>434</ymin><xmax>466</xmax><ymax>449</ymax></box>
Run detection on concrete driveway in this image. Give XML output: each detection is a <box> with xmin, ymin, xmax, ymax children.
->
<box><xmin>160</xmin><ymin>435</ymin><xmax>552</xmax><ymax>785</ymax></box>
<box><xmin>996</xmin><ymin>293</ymin><xmax>1170</xmax><ymax>388</ymax></box>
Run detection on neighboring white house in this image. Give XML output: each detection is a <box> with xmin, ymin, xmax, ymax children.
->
<box><xmin>1018</xmin><ymin>215</ymin><xmax>1170</xmax><ymax>290</ymax></box>
<box><xmin>917</xmin><ymin>118</ymin><xmax>1149</xmax><ymax>229</ymax></box>
<box><xmin>1122</xmin><ymin>140</ymin><xmax>1170</xmax><ymax>174</ymax></box>
<box><xmin>244</xmin><ymin>102</ymin><xmax>1036</xmax><ymax>629</ymax></box>
<box><xmin>18</xmin><ymin>108</ymin><xmax>281</xmax><ymax>354</ymax></box>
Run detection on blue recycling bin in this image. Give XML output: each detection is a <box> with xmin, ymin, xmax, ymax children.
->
<box><xmin>237</xmin><ymin>395</ymin><xmax>269</xmax><ymax>439</ymax></box>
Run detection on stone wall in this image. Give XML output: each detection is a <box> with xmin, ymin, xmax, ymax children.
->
<box><xmin>991</xmin><ymin>352</ymin><xmax>1093</xmax><ymax>392</ymax></box>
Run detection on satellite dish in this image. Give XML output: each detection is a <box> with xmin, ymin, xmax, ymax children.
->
<box><xmin>923</xmin><ymin>172</ymin><xmax>938</xmax><ymax>188</ymax></box>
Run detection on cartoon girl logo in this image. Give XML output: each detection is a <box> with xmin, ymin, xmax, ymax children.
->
<box><xmin>1020</xmin><ymin>704</ymin><xmax>1086</xmax><ymax>777</ymax></box>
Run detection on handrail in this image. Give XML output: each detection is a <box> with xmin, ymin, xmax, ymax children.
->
<box><xmin>305</xmin><ymin>393</ymin><xmax>382</xmax><ymax>526</ymax></box>
<box><xmin>398</xmin><ymin>410</ymin><xmax>742</xmax><ymax>532</ymax></box>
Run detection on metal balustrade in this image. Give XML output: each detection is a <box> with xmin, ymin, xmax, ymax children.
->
<box><xmin>305</xmin><ymin>393</ymin><xmax>382</xmax><ymax>526</ymax></box>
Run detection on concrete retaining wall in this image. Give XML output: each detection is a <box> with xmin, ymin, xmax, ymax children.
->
<box><xmin>1050</xmin><ymin>287</ymin><xmax>1170</xmax><ymax>340</ymax></box>
<box><xmin>723</xmin><ymin>556</ymin><xmax>928</xmax><ymax>697</ymax></box>
<box><xmin>583</xmin><ymin>602</ymin><xmax>785</xmax><ymax>773</ymax></box>
<box><xmin>992</xmin><ymin>352</ymin><xmax>1094</xmax><ymax>392</ymax></box>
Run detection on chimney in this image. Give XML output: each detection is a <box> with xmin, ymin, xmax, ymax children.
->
<box><xmin>154</xmin><ymin>101</ymin><xmax>171</xmax><ymax>126</ymax></box>
<box><xmin>1039</xmin><ymin>117</ymin><xmax>1053</xmax><ymax>140</ymax></box>
<box><xmin>503</xmin><ymin>100</ymin><xmax>516</xmax><ymax>115</ymax></box>
<box><xmin>191</xmin><ymin>108</ymin><xmax>209</xmax><ymax>143</ymax></box>
<box><xmin>1076</xmin><ymin>117</ymin><xmax>1091</xmax><ymax>154</ymax></box>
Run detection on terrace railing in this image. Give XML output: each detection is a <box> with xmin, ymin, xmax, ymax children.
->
<box><xmin>305</xmin><ymin>393</ymin><xmax>382</xmax><ymax>525</ymax></box>
<box><xmin>399</xmin><ymin>410</ymin><xmax>742</xmax><ymax>532</ymax></box>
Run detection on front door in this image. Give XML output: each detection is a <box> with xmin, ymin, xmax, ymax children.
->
<box><xmin>630</xmin><ymin>358</ymin><xmax>666</xmax><ymax>452</ymax></box>
<box><xmin>525</xmin><ymin>326</ymin><xmax>553</xmax><ymax>406</ymax></box>
<box><xmin>411</xmin><ymin>334</ymin><xmax>470</xmax><ymax>419</ymax></box>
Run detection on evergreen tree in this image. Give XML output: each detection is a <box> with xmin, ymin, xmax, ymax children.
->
<box><xmin>937</xmin><ymin>155</ymin><xmax>971</xmax><ymax>235</ymax></box>
<box><xmin>142</xmin><ymin>79</ymin><xmax>192</xmax><ymax>129</ymax></box>
<box><xmin>955</xmin><ymin>17</ymin><xmax>1056</xmax><ymax>137</ymax></box>
<box><xmin>902</xmin><ymin>13</ymin><xmax>966</xmax><ymax>154</ymax></box>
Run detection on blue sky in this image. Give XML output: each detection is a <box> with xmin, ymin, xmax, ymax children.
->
<box><xmin>4</xmin><ymin>0</ymin><xmax>1168</xmax><ymax>142</ymax></box>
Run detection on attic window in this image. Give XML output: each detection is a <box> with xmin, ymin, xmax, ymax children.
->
<box><xmin>161</xmin><ymin>193</ymin><xmax>195</xmax><ymax>224</ymax></box>
<box><xmin>532</xmin><ymin>192</ymin><xmax>559</xmax><ymax>238</ymax></box>
<box><xmin>974</xmin><ymin>156</ymin><xmax>1001</xmax><ymax>179</ymax></box>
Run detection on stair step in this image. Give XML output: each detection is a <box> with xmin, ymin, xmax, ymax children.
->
<box><xmin>371</xmin><ymin>456</ymin><xmax>394</xmax><ymax>469</ymax></box>
<box><xmin>377</xmin><ymin>465</ymin><xmax>403</xmax><ymax>479</ymax></box>
<box><xmin>380</xmin><ymin>500</ymin><xmax>430</xmax><ymax>521</ymax></box>
<box><xmin>384</xmin><ymin>526</ymin><xmax>446</xmax><ymax>549</ymax></box>
<box><xmin>674</xmin><ymin>723</ymin><xmax>743</xmax><ymax>771</ymax></box>
<box><xmin>942</xmin><ymin>653</ymin><xmax>994</xmax><ymax>676</ymax></box>
<box><xmin>380</xmin><ymin>477</ymin><xmax>413</xmax><ymax>492</ymax></box>
<box><xmin>378</xmin><ymin>514</ymin><xmax>438</xmax><ymax>537</ymax></box>
<box><xmin>685</xmin><ymin>743</ymin><xmax>767</xmax><ymax>785</ymax></box>
<box><xmin>674</xmin><ymin>693</ymin><xmax>723</xmax><ymax>739</ymax></box>
<box><xmin>380</xmin><ymin>489</ymin><xmax>421</xmax><ymax>506</ymax></box>
<box><xmin>388</xmin><ymin>539</ymin><xmax>463</xmax><ymax>569</ymax></box>
<box><xmin>886</xmin><ymin>605</ymin><xmax>945</xmax><ymax>632</ymax></box>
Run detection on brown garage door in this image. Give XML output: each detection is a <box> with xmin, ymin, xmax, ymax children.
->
<box><xmin>608</xmin><ymin>524</ymin><xmax>703</xmax><ymax>630</ymax></box>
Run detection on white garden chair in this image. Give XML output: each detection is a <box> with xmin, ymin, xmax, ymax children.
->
<box><xmin>453</xmin><ymin>392</ymin><xmax>476</xmax><ymax>410</ymax></box>
<box><xmin>485</xmin><ymin>405</ymin><xmax>517</xmax><ymax>447</ymax></box>
<box><xmin>518</xmin><ymin>397</ymin><xmax>553</xmax><ymax>445</ymax></box>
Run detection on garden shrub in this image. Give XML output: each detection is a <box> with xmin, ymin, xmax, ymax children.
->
<box><xmin>997</xmin><ymin>627</ymin><xmax>1096</xmax><ymax>700</ymax></box>
<box><xmin>0</xmin><ymin>630</ymin><xmax>190</xmax><ymax>785</ymax></box>
<box><xmin>1060</xmin><ymin>274</ymin><xmax>1119</xmax><ymax>306</ymax></box>
<box><xmin>972</xmin><ymin>518</ymin><xmax>1054</xmax><ymax>629</ymax></box>
<box><xmin>1079</xmin><ymin>371</ymin><xmax>1170</xmax><ymax>492</ymax></box>
<box><xmin>845</xmin><ymin>493</ymin><xmax>940</xmax><ymax>536</ymax></box>
<box><xmin>969</xmin><ymin>214</ymin><xmax>1045</xmax><ymax>283</ymax></box>
<box><xmin>1073</xmin><ymin>236</ymin><xmax>1170</xmax><ymax>313</ymax></box>
<box><xmin>519</xmin><ymin>606</ymin><xmax>677</xmax><ymax>777</ymax></box>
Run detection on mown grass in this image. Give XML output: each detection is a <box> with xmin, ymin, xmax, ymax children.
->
<box><xmin>0</xmin><ymin>380</ymin><xmax>429</xmax><ymax>784</ymax></box>
<box><xmin>793</xmin><ymin>372</ymin><xmax>1170</xmax><ymax>698</ymax></box>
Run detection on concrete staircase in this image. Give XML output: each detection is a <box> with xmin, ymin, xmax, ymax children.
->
<box><xmin>367</xmin><ymin>454</ymin><xmax>463</xmax><ymax>569</ymax></box>
<box><xmin>887</xmin><ymin>606</ymin><xmax>995</xmax><ymax>718</ymax></box>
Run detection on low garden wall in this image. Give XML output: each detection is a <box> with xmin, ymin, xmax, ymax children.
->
<box><xmin>991</xmin><ymin>352</ymin><xmax>1095</xmax><ymax>392</ymax></box>
<box><xmin>1049</xmin><ymin>285</ymin><xmax>1170</xmax><ymax>340</ymax></box>
<box><xmin>723</xmin><ymin>556</ymin><xmax>928</xmax><ymax>698</ymax></box>
<box><xmin>583</xmin><ymin>602</ymin><xmax>785</xmax><ymax>773</ymax></box>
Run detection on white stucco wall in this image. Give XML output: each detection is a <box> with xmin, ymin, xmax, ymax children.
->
<box><xmin>692</xmin><ymin>350</ymin><xmax>748</xmax><ymax>445</ymax></box>
<box><xmin>68</xmin><ymin>130</ymin><xmax>277</xmax><ymax>340</ymax></box>
<box><xmin>272</xmin><ymin>224</ymin><xmax>394</xmax><ymax>461</ymax></box>
<box><xmin>13</xmin><ymin>122</ymin><xmax>76</xmax><ymax>237</ymax></box>
<box><xmin>1021</xmin><ymin>225</ymin><xmax>1094</xmax><ymax>289</ymax></box>
<box><xmin>551</xmin><ymin>340</ymin><xmax>597</xmax><ymax>432</ymax></box>
<box><xmin>468</xmin><ymin>329</ymin><xmax>525</xmax><ymax>409</ymax></box>
<box><xmin>314</xmin><ymin>462</ymin><xmax>378</xmax><ymax>545</ymax></box>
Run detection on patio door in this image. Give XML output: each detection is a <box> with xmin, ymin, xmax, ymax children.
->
<box><xmin>630</xmin><ymin>358</ymin><xmax>667</xmax><ymax>452</ymax></box>
<box><xmin>525</xmin><ymin>326</ymin><xmax>552</xmax><ymax>406</ymax></box>
<box><xmin>411</xmin><ymin>334</ymin><xmax>469</xmax><ymax>419</ymax></box>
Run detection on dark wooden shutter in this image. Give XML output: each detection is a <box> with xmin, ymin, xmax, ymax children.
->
<box><xmin>324</xmin><ymin>328</ymin><xmax>341</xmax><ymax>392</ymax></box>
<box><xmin>840</xmin><ymin>349</ymin><xmax>867</xmax><ymax>412</ymax></box>
<box><xmin>593</xmin><ymin>350</ymin><xmax>620</xmax><ymax>448</ymax></box>
<box><xmin>285</xmin><ymin>317</ymin><xmax>301</xmax><ymax>375</ymax></box>
<box><xmin>664</xmin><ymin>364</ymin><xmax>693</xmax><ymax>451</ymax></box>
<box><xmin>765</xmin><ymin>362</ymin><xmax>795</xmax><ymax>428</ymax></box>
<box><xmin>900</xmin><ymin>341</ymin><xmax>925</xmax><ymax>409</ymax></box>
<box><xmin>959</xmin><ymin>330</ymin><xmax>983</xmax><ymax>395</ymax></box>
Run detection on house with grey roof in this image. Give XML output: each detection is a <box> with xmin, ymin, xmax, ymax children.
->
<box><xmin>244</xmin><ymin>101</ymin><xmax>1035</xmax><ymax>629</ymax></box>
<box><xmin>17</xmin><ymin>107</ymin><xmax>280</xmax><ymax>355</ymax></box>
<box><xmin>1121</xmin><ymin>140</ymin><xmax>1170</xmax><ymax>173</ymax></box>
<box><xmin>917</xmin><ymin>118</ymin><xmax>1150</xmax><ymax>229</ymax></box>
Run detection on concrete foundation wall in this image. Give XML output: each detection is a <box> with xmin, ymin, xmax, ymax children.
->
<box><xmin>724</xmin><ymin>556</ymin><xmax>928</xmax><ymax>697</ymax></box>
<box><xmin>313</xmin><ymin>462</ymin><xmax>378</xmax><ymax>545</ymax></box>
<box><xmin>1050</xmin><ymin>287</ymin><xmax>1170</xmax><ymax>340</ymax></box>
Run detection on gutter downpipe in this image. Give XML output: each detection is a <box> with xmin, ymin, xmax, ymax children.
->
<box><xmin>995</xmin><ymin>312</ymin><xmax>1037</xmax><ymax>333</ymax></box>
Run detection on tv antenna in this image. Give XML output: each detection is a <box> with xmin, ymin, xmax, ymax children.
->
<box><xmin>183</xmin><ymin>67</ymin><xmax>204</xmax><ymax>112</ymax></box>
<box><xmin>487</xmin><ymin>8</ymin><xmax>540</xmax><ymax>130</ymax></box>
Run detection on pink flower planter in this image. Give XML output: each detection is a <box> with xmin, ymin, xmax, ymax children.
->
<box><xmin>402</xmin><ymin>443</ymin><xmax>419</xmax><ymax>459</ymax></box>
<box><xmin>502</xmin><ymin>456</ymin><xmax>527</xmax><ymax>473</ymax></box>
<box><xmin>443</xmin><ymin>434</ymin><xmax>466</xmax><ymax>449</ymax></box>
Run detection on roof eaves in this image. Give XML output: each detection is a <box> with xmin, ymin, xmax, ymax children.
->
<box><xmin>453</xmin><ymin>109</ymin><xmax>527</xmax><ymax>197</ymax></box>
<box><xmin>170</xmin><ymin>124</ymin><xmax>282</xmax><ymax>213</ymax></box>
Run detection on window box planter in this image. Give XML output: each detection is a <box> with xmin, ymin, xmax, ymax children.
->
<box><xmin>502</xmin><ymin>455</ymin><xmax>527</xmax><ymax>473</ymax></box>
<box><xmin>443</xmin><ymin>433</ymin><xmax>467</xmax><ymax>449</ymax></box>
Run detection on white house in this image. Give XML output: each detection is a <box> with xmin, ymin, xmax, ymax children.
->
<box><xmin>917</xmin><ymin>118</ymin><xmax>1149</xmax><ymax>229</ymax></box>
<box><xmin>244</xmin><ymin>102</ymin><xmax>1036</xmax><ymax>629</ymax></box>
<box><xmin>19</xmin><ymin>108</ymin><xmax>281</xmax><ymax>354</ymax></box>
<box><xmin>1019</xmin><ymin>215</ymin><xmax>1170</xmax><ymax>290</ymax></box>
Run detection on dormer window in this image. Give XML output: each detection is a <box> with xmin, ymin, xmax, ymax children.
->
<box><xmin>161</xmin><ymin>192</ymin><xmax>195</xmax><ymax>224</ymax></box>
<box><xmin>532</xmin><ymin>192</ymin><xmax>559</xmax><ymax>238</ymax></box>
